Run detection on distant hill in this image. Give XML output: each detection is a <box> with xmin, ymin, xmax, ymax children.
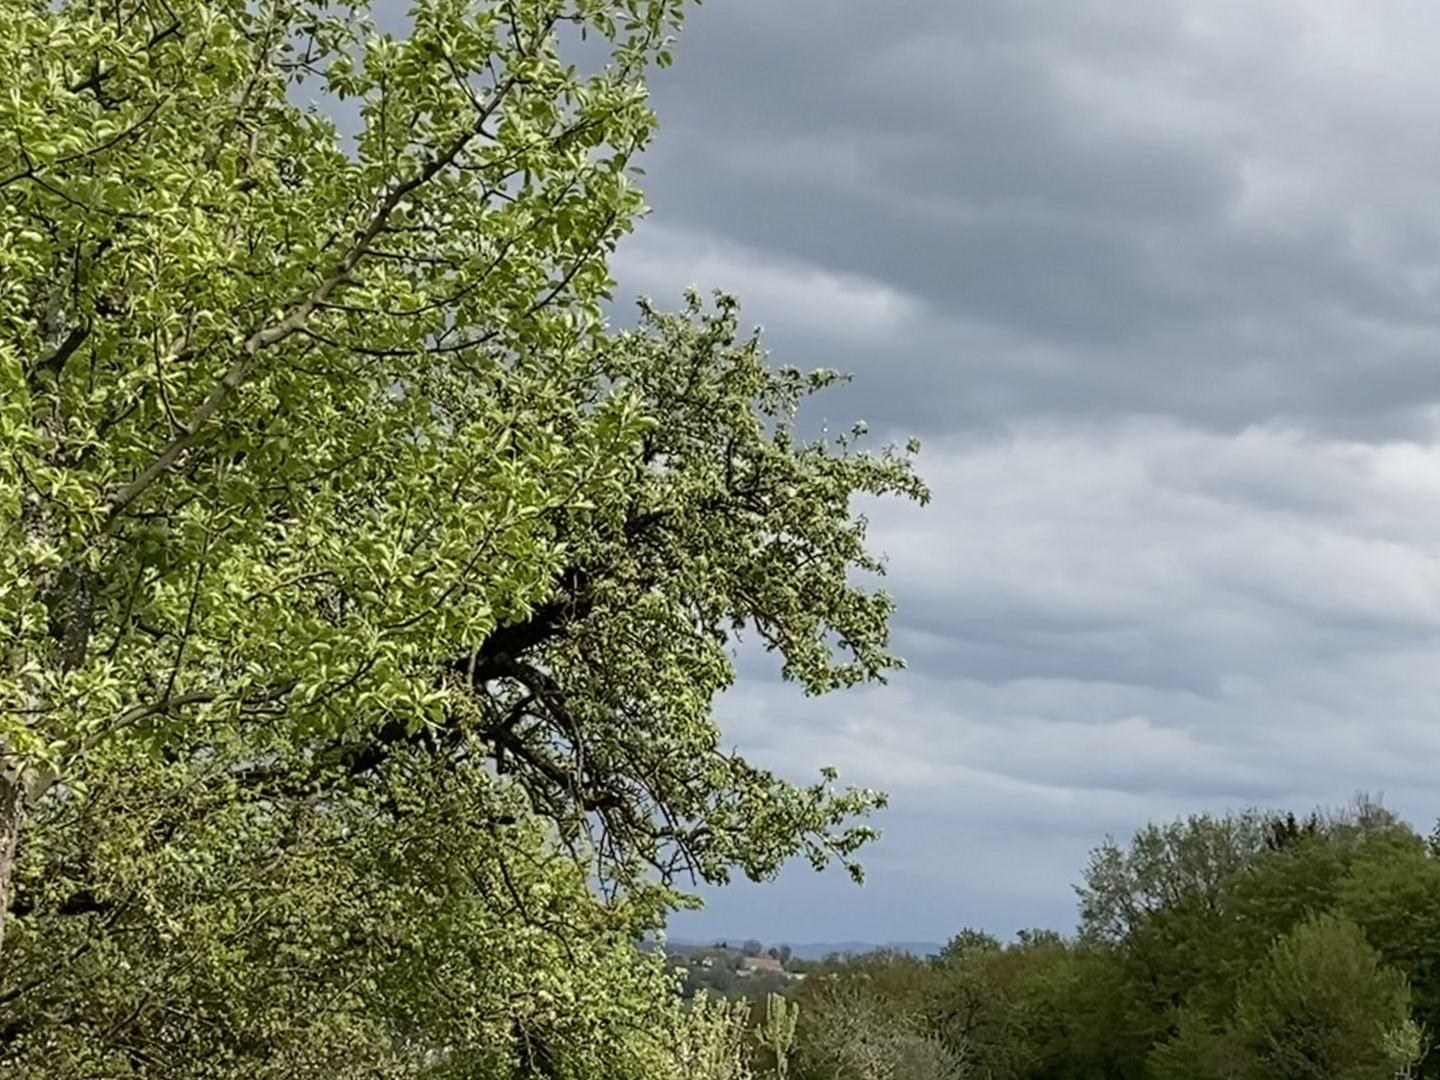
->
<box><xmin>787</xmin><ymin>940</ymin><xmax>944</xmax><ymax>960</ymax></box>
<box><xmin>660</xmin><ymin>937</ymin><xmax>944</xmax><ymax>960</ymax></box>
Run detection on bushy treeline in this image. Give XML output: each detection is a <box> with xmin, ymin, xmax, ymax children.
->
<box><xmin>783</xmin><ymin>797</ymin><xmax>1436</xmax><ymax>1080</ymax></box>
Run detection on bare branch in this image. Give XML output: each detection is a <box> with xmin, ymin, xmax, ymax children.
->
<box><xmin>27</xmin><ymin>324</ymin><xmax>90</xmax><ymax>381</ymax></box>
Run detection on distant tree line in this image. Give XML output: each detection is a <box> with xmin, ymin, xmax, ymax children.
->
<box><xmin>725</xmin><ymin>795</ymin><xmax>1439</xmax><ymax>1080</ymax></box>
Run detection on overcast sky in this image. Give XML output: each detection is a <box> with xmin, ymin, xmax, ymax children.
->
<box><xmin>605</xmin><ymin>0</ymin><xmax>1440</xmax><ymax>946</ymax></box>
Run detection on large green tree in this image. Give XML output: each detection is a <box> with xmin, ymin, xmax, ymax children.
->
<box><xmin>1</xmin><ymin>0</ymin><xmax>927</xmax><ymax>979</ymax></box>
<box><xmin>1</xmin><ymin>290</ymin><xmax>928</xmax><ymax>1072</ymax></box>
<box><xmin>0</xmin><ymin>0</ymin><xmax>677</xmax><ymax>957</ymax></box>
<box><xmin>0</xmin><ymin>0</ymin><xmax>932</xmax><ymax>1072</ymax></box>
<box><xmin>1232</xmin><ymin>912</ymin><xmax>1416</xmax><ymax>1080</ymax></box>
<box><xmin>1075</xmin><ymin>809</ymin><xmax>1274</xmax><ymax>1048</ymax></box>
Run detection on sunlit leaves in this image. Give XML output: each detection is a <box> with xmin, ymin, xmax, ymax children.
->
<box><xmin>1</xmin><ymin>0</ymin><xmax>929</xmax><ymax>1072</ymax></box>
<box><xmin>1</xmin><ymin>0</ymin><xmax>685</xmax><ymax>788</ymax></box>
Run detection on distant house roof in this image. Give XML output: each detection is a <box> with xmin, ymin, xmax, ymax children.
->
<box><xmin>739</xmin><ymin>955</ymin><xmax>784</xmax><ymax>973</ymax></box>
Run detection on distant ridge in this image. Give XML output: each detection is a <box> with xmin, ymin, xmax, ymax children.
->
<box><xmin>660</xmin><ymin>937</ymin><xmax>944</xmax><ymax>961</ymax></box>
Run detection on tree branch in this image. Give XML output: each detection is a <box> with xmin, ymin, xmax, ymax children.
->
<box><xmin>27</xmin><ymin>324</ymin><xmax>89</xmax><ymax>381</ymax></box>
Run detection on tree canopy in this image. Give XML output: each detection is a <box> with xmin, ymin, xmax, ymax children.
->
<box><xmin>0</xmin><ymin>0</ymin><xmax>928</xmax><ymax>1073</ymax></box>
<box><xmin>782</xmin><ymin>799</ymin><xmax>1435</xmax><ymax>1080</ymax></box>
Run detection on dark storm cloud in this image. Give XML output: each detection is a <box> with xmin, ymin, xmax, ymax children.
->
<box><xmin>618</xmin><ymin>0</ymin><xmax>1440</xmax><ymax>440</ymax></box>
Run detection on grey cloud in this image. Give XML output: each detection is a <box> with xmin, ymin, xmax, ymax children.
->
<box><xmin>670</xmin><ymin>421</ymin><xmax>1440</xmax><ymax>941</ymax></box>
<box><xmin>876</xmin><ymin>424</ymin><xmax>1440</xmax><ymax>680</ymax></box>
<box><xmin>617</xmin><ymin>0</ymin><xmax>1440</xmax><ymax>439</ymax></box>
<box><xmin>605</xmin><ymin>0</ymin><xmax>1440</xmax><ymax>943</ymax></box>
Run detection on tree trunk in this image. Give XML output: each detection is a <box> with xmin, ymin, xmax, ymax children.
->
<box><xmin>0</xmin><ymin>260</ymin><xmax>77</xmax><ymax>979</ymax></box>
<box><xmin>0</xmin><ymin>767</ymin><xmax>26</xmax><ymax>972</ymax></box>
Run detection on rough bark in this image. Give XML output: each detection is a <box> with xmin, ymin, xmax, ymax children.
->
<box><xmin>0</xmin><ymin>768</ymin><xmax>27</xmax><ymax>973</ymax></box>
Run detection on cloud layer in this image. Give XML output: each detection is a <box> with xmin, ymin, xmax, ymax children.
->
<box><xmin>624</xmin><ymin>0</ymin><xmax>1440</xmax><ymax>434</ymax></box>
<box><xmin>686</xmin><ymin>425</ymin><xmax>1440</xmax><ymax>942</ymax></box>
<box><xmin>608</xmin><ymin>0</ymin><xmax>1440</xmax><ymax>942</ymax></box>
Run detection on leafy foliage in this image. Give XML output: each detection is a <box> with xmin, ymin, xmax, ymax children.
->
<box><xmin>0</xmin><ymin>0</ymin><xmax>923</xmax><ymax>897</ymax></box>
<box><xmin>1229</xmin><ymin>913</ymin><xmax>1413</xmax><ymax>1080</ymax></box>
<box><xmin>667</xmin><ymin>994</ymin><xmax>756</xmax><ymax>1080</ymax></box>
<box><xmin>3</xmin><ymin>739</ymin><xmax>685</xmax><ymax>1077</ymax></box>
<box><xmin>795</xmin><ymin>975</ymin><xmax>964</xmax><ymax>1080</ymax></box>
<box><xmin>756</xmin><ymin>992</ymin><xmax>800</xmax><ymax>1080</ymax></box>
<box><xmin>1</xmin><ymin>0</ymin><xmax>686</xmax><ymax>939</ymax></box>
<box><xmin>0</xmin><ymin>0</ymin><xmax>930</xmax><ymax>1073</ymax></box>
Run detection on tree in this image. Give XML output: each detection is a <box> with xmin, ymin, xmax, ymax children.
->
<box><xmin>0</xmin><ymin>0</ymin><xmax>931</xmax><ymax>1070</ymax></box>
<box><xmin>1230</xmin><ymin>912</ymin><xmax>1415</xmax><ymax>1080</ymax></box>
<box><xmin>926</xmin><ymin>934</ymin><xmax>1024</xmax><ymax>1077</ymax></box>
<box><xmin>667</xmin><ymin>993</ymin><xmax>755</xmax><ymax>1080</ymax></box>
<box><xmin>1147</xmin><ymin>1008</ymin><xmax>1250</xmax><ymax>1080</ymax></box>
<box><xmin>0</xmin><ymin>0</ymin><xmax>926</xmax><ymax>971</ymax></box>
<box><xmin>755</xmin><ymin>992</ymin><xmax>800</xmax><ymax>1080</ymax></box>
<box><xmin>1335</xmin><ymin>829</ymin><xmax>1440</xmax><ymax>1076</ymax></box>
<box><xmin>1076</xmin><ymin>810</ymin><xmax>1273</xmax><ymax>1051</ymax></box>
<box><xmin>1077</xmin><ymin>811</ymin><xmax>1271</xmax><ymax>948</ymax></box>
<box><xmin>1</xmin><ymin>285</ymin><xmax>926</xmax><ymax>1070</ymax></box>
<box><xmin>1262</xmin><ymin>811</ymin><xmax>1322</xmax><ymax>852</ymax></box>
<box><xmin>0</xmin><ymin>0</ymin><xmax>679</xmax><ymax>957</ymax></box>
<box><xmin>934</xmin><ymin>929</ymin><xmax>1001</xmax><ymax>965</ymax></box>
<box><xmin>795</xmin><ymin>977</ymin><xmax>964</xmax><ymax>1080</ymax></box>
<box><xmin>1003</xmin><ymin>935</ymin><xmax>1147</xmax><ymax>1080</ymax></box>
<box><xmin>1200</xmin><ymin>799</ymin><xmax>1419</xmax><ymax>1024</ymax></box>
<box><xmin>1078</xmin><ymin>800</ymin><xmax>1420</xmax><ymax>1077</ymax></box>
<box><xmin>1151</xmin><ymin>910</ymin><xmax>1423</xmax><ymax>1080</ymax></box>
